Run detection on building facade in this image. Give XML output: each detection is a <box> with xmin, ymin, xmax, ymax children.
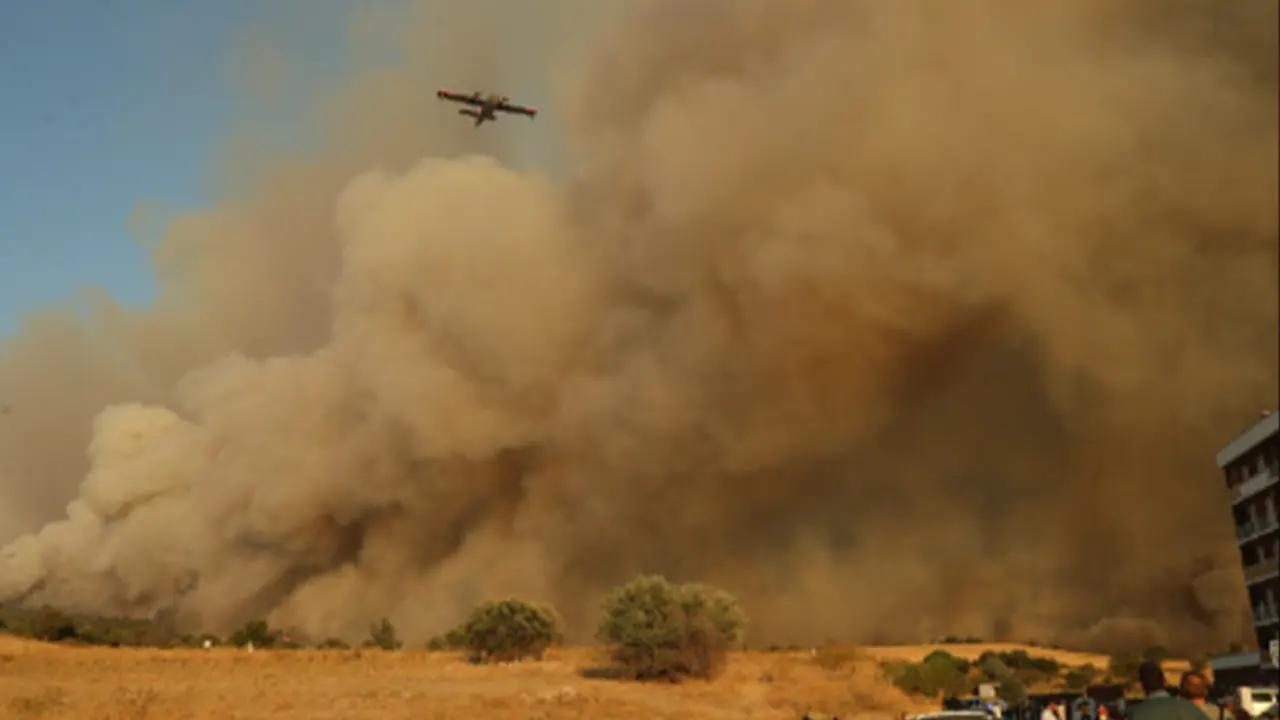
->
<box><xmin>1211</xmin><ymin>411</ymin><xmax>1279</xmax><ymax>689</ymax></box>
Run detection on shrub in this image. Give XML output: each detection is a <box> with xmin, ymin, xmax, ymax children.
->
<box><xmin>1107</xmin><ymin>652</ymin><xmax>1140</xmax><ymax>682</ymax></box>
<box><xmin>924</xmin><ymin>649</ymin><xmax>972</xmax><ymax>674</ymax></box>
<box><xmin>318</xmin><ymin>637</ymin><xmax>349</xmax><ymax>650</ymax></box>
<box><xmin>367</xmin><ymin>617</ymin><xmax>402</xmax><ymax>650</ymax></box>
<box><xmin>1064</xmin><ymin>664</ymin><xmax>1097</xmax><ymax>690</ymax></box>
<box><xmin>888</xmin><ymin>652</ymin><xmax>971</xmax><ymax>698</ymax></box>
<box><xmin>999</xmin><ymin>649</ymin><xmax>1059</xmax><ymax>674</ymax></box>
<box><xmin>979</xmin><ymin>653</ymin><xmax>1012</xmax><ymax>680</ymax></box>
<box><xmin>427</xmin><ymin>627</ymin><xmax>467</xmax><ymax>651</ymax></box>
<box><xmin>455</xmin><ymin>598</ymin><xmax>561</xmax><ymax>663</ymax></box>
<box><xmin>596</xmin><ymin>575</ymin><xmax>746</xmax><ymax>680</ymax></box>
<box><xmin>998</xmin><ymin>676</ymin><xmax>1027</xmax><ymax>705</ymax></box>
<box><xmin>31</xmin><ymin>607</ymin><xmax>78</xmax><ymax>643</ymax></box>
<box><xmin>229</xmin><ymin>620</ymin><xmax>279</xmax><ymax>648</ymax></box>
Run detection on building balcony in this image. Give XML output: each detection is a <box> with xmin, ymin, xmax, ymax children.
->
<box><xmin>1244</xmin><ymin>558</ymin><xmax>1280</xmax><ymax>585</ymax></box>
<box><xmin>1232</xmin><ymin>466</ymin><xmax>1279</xmax><ymax>505</ymax></box>
<box><xmin>1245</xmin><ymin>560</ymin><xmax>1280</xmax><ymax>583</ymax></box>
<box><xmin>1239</xmin><ymin>516</ymin><xmax>1280</xmax><ymax>545</ymax></box>
<box><xmin>1253</xmin><ymin>605</ymin><xmax>1278</xmax><ymax>628</ymax></box>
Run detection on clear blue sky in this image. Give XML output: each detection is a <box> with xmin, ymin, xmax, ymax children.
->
<box><xmin>0</xmin><ymin>0</ymin><xmax>361</xmax><ymax>338</ymax></box>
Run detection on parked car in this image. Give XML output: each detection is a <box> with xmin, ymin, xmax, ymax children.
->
<box><xmin>909</xmin><ymin>711</ymin><xmax>997</xmax><ymax>720</ymax></box>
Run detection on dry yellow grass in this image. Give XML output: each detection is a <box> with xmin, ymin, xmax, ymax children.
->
<box><xmin>0</xmin><ymin>636</ymin><xmax>1188</xmax><ymax>719</ymax></box>
<box><xmin>0</xmin><ymin>634</ymin><xmax>935</xmax><ymax>720</ymax></box>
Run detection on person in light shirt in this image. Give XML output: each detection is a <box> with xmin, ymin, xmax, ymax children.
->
<box><xmin>1178</xmin><ymin>671</ymin><xmax>1220</xmax><ymax>720</ymax></box>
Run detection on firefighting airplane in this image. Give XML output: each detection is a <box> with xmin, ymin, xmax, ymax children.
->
<box><xmin>435</xmin><ymin>88</ymin><xmax>538</xmax><ymax>127</ymax></box>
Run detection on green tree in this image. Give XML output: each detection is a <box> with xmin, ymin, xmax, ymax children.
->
<box><xmin>229</xmin><ymin>620</ymin><xmax>279</xmax><ymax>648</ymax></box>
<box><xmin>889</xmin><ymin>653</ymin><xmax>971</xmax><ymax>698</ymax></box>
<box><xmin>998</xmin><ymin>676</ymin><xmax>1028</xmax><ymax>705</ymax></box>
<box><xmin>31</xmin><ymin>607</ymin><xmax>78</xmax><ymax>643</ymax></box>
<box><xmin>597</xmin><ymin>575</ymin><xmax>746</xmax><ymax>680</ymax></box>
<box><xmin>367</xmin><ymin>617</ymin><xmax>402</xmax><ymax>650</ymax></box>
<box><xmin>979</xmin><ymin>653</ymin><xmax>1012</xmax><ymax>680</ymax></box>
<box><xmin>923</xmin><ymin>649</ymin><xmax>972</xmax><ymax>674</ymax></box>
<box><xmin>1065</xmin><ymin>664</ymin><xmax>1097</xmax><ymax>690</ymax></box>
<box><xmin>455</xmin><ymin>598</ymin><xmax>561</xmax><ymax>663</ymax></box>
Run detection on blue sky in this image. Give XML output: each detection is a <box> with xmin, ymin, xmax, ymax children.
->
<box><xmin>0</xmin><ymin>0</ymin><xmax>362</xmax><ymax>338</ymax></box>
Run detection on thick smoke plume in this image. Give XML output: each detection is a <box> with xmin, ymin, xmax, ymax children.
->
<box><xmin>1</xmin><ymin>0</ymin><xmax>1275</xmax><ymax>651</ymax></box>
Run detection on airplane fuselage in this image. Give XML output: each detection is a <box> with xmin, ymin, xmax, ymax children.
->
<box><xmin>457</xmin><ymin>95</ymin><xmax>504</xmax><ymax>126</ymax></box>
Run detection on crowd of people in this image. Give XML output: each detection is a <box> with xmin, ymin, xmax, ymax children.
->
<box><xmin>1032</xmin><ymin>663</ymin><xmax>1266</xmax><ymax>720</ymax></box>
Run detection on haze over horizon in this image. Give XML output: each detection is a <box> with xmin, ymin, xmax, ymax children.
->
<box><xmin>0</xmin><ymin>0</ymin><xmax>1276</xmax><ymax>654</ymax></box>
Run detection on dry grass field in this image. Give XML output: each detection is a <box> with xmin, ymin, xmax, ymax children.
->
<box><xmin>0</xmin><ymin>635</ymin><xmax>1175</xmax><ymax>720</ymax></box>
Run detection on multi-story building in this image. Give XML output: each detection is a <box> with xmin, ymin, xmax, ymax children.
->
<box><xmin>1211</xmin><ymin>410</ymin><xmax>1279</xmax><ymax>690</ymax></box>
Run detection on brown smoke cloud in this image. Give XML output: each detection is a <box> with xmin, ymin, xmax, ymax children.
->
<box><xmin>1</xmin><ymin>0</ymin><xmax>1275</xmax><ymax>652</ymax></box>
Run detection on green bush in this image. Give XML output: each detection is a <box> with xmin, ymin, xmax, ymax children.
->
<box><xmin>366</xmin><ymin>618</ymin><xmax>402</xmax><ymax>650</ymax></box>
<box><xmin>975</xmin><ymin>649</ymin><xmax>1059</xmax><ymax>680</ymax></box>
<box><xmin>427</xmin><ymin>627</ymin><xmax>468</xmax><ymax>651</ymax></box>
<box><xmin>454</xmin><ymin>598</ymin><xmax>561</xmax><ymax>663</ymax></box>
<box><xmin>229</xmin><ymin>620</ymin><xmax>279</xmax><ymax>648</ymax></box>
<box><xmin>1108</xmin><ymin>652</ymin><xmax>1140</xmax><ymax>682</ymax></box>
<box><xmin>998</xmin><ymin>649</ymin><xmax>1059</xmax><ymax>674</ymax></box>
<box><xmin>31</xmin><ymin>607</ymin><xmax>78</xmax><ymax>643</ymax></box>
<box><xmin>998</xmin><ymin>676</ymin><xmax>1027</xmax><ymax>704</ymax></box>
<box><xmin>596</xmin><ymin>575</ymin><xmax>746</xmax><ymax>680</ymax></box>
<box><xmin>887</xmin><ymin>652</ymin><xmax>971</xmax><ymax>698</ymax></box>
<box><xmin>923</xmin><ymin>650</ymin><xmax>972</xmax><ymax>674</ymax></box>
<box><xmin>78</xmin><ymin>626</ymin><xmax>127</xmax><ymax>647</ymax></box>
<box><xmin>1064</xmin><ymin>664</ymin><xmax>1097</xmax><ymax>690</ymax></box>
<box><xmin>979</xmin><ymin>653</ymin><xmax>1012</xmax><ymax>680</ymax></box>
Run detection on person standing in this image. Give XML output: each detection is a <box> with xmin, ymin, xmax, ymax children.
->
<box><xmin>1178</xmin><ymin>672</ymin><xmax>1221</xmax><ymax>720</ymax></box>
<box><xmin>1131</xmin><ymin>662</ymin><xmax>1210</xmax><ymax>720</ymax></box>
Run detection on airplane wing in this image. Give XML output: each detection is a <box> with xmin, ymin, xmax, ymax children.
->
<box><xmin>495</xmin><ymin>100</ymin><xmax>537</xmax><ymax>118</ymax></box>
<box><xmin>436</xmin><ymin>89</ymin><xmax>484</xmax><ymax>107</ymax></box>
